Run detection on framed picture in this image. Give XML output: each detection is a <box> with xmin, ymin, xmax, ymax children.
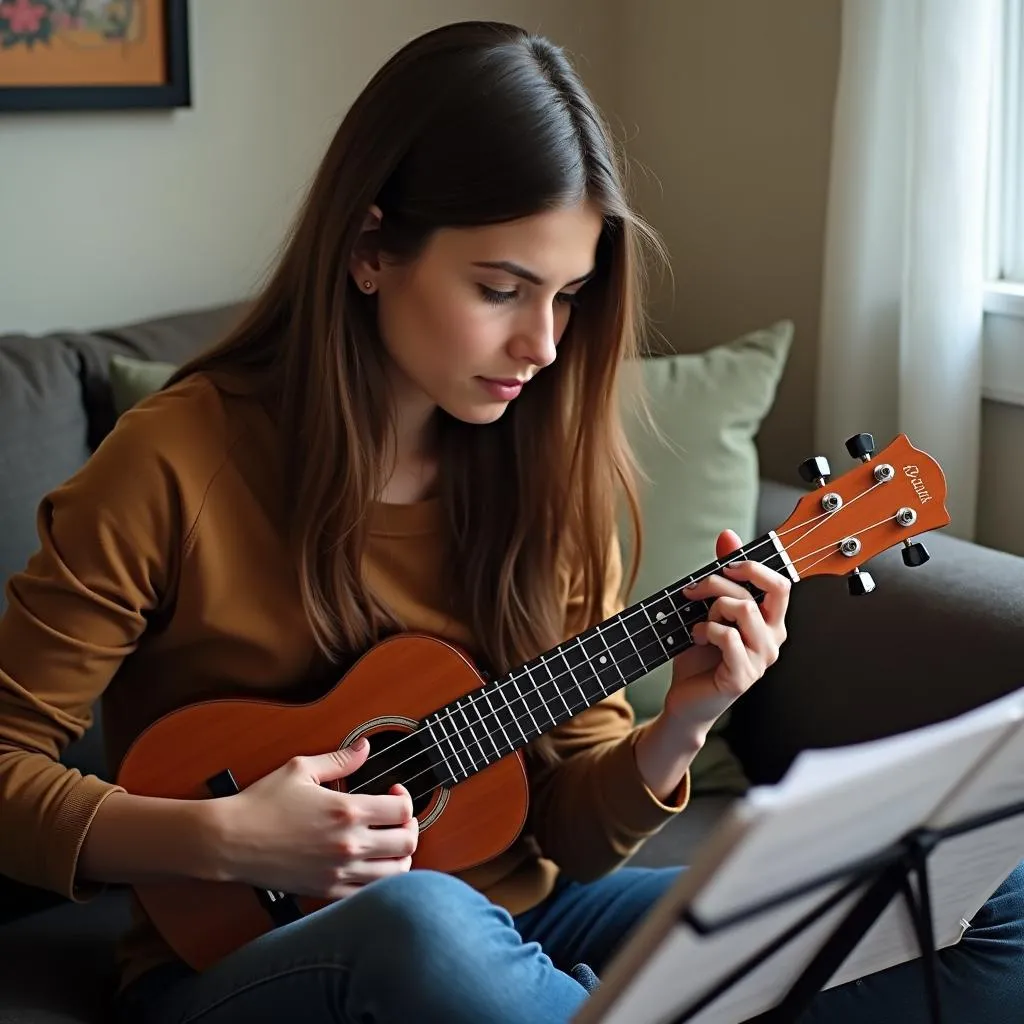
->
<box><xmin>0</xmin><ymin>0</ymin><xmax>190</xmax><ymax>112</ymax></box>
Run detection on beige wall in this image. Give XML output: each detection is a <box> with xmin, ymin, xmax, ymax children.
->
<box><xmin>0</xmin><ymin>0</ymin><xmax>611</xmax><ymax>335</ymax></box>
<box><xmin>605</xmin><ymin>0</ymin><xmax>843</xmax><ymax>486</ymax></box>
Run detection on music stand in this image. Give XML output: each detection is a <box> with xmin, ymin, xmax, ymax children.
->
<box><xmin>573</xmin><ymin>688</ymin><xmax>1024</xmax><ymax>1024</ymax></box>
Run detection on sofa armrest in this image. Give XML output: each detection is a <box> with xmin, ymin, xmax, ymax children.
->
<box><xmin>725</xmin><ymin>478</ymin><xmax>1024</xmax><ymax>785</ymax></box>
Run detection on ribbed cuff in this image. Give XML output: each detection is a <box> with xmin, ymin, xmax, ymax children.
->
<box><xmin>46</xmin><ymin>774</ymin><xmax>125</xmax><ymax>902</ymax></box>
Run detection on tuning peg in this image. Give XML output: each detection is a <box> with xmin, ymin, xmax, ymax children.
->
<box><xmin>902</xmin><ymin>540</ymin><xmax>930</xmax><ymax>567</ymax></box>
<box><xmin>847</xmin><ymin>567</ymin><xmax>876</xmax><ymax>596</ymax></box>
<box><xmin>798</xmin><ymin>455</ymin><xmax>831</xmax><ymax>487</ymax></box>
<box><xmin>845</xmin><ymin>433</ymin><xmax>876</xmax><ymax>461</ymax></box>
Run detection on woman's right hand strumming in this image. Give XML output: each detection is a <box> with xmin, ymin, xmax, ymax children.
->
<box><xmin>77</xmin><ymin>737</ymin><xmax>418</xmax><ymax>898</ymax></box>
<box><xmin>217</xmin><ymin>737</ymin><xmax>419</xmax><ymax>899</ymax></box>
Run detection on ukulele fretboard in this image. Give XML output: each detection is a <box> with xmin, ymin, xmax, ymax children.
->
<box><xmin>420</xmin><ymin>531</ymin><xmax>794</xmax><ymax>787</ymax></box>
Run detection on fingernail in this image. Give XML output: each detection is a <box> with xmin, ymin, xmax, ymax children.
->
<box><xmin>353</xmin><ymin>737</ymin><xmax>369</xmax><ymax>751</ymax></box>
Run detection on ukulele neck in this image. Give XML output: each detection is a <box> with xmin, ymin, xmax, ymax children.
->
<box><xmin>421</xmin><ymin>531</ymin><xmax>796</xmax><ymax>786</ymax></box>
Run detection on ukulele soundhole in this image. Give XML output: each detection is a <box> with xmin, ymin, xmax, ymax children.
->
<box><xmin>342</xmin><ymin>728</ymin><xmax>441</xmax><ymax>818</ymax></box>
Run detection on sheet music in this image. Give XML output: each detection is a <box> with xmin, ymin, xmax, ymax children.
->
<box><xmin>692</xmin><ymin>689</ymin><xmax>1024</xmax><ymax>922</ymax></box>
<box><xmin>821</xmin><ymin>705</ymin><xmax>1024</xmax><ymax>991</ymax></box>
<box><xmin>575</xmin><ymin>689</ymin><xmax>1024</xmax><ymax>1024</ymax></box>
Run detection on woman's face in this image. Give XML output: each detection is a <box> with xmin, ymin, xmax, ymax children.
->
<box><xmin>354</xmin><ymin>201</ymin><xmax>604</xmax><ymax>426</ymax></box>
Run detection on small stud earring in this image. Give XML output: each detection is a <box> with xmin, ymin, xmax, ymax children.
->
<box><xmin>362</xmin><ymin>280</ymin><xmax>374</xmax><ymax>291</ymax></box>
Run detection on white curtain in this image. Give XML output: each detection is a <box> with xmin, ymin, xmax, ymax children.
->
<box><xmin>815</xmin><ymin>0</ymin><xmax>999</xmax><ymax>540</ymax></box>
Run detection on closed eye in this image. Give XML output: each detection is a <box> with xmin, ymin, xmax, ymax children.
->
<box><xmin>479</xmin><ymin>285</ymin><xmax>518</xmax><ymax>305</ymax></box>
<box><xmin>478</xmin><ymin>285</ymin><xmax>582</xmax><ymax>307</ymax></box>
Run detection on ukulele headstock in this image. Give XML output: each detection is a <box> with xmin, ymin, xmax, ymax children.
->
<box><xmin>773</xmin><ymin>433</ymin><xmax>950</xmax><ymax>591</ymax></box>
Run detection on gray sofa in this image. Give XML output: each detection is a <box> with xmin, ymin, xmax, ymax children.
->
<box><xmin>2</xmin><ymin>304</ymin><xmax>1023</xmax><ymax>1023</ymax></box>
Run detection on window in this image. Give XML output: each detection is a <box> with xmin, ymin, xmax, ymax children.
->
<box><xmin>984</xmin><ymin>0</ymin><xmax>1024</xmax><ymax>406</ymax></box>
<box><xmin>987</xmin><ymin>0</ymin><xmax>1024</xmax><ymax>296</ymax></box>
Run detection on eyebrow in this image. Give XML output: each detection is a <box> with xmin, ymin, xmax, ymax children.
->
<box><xmin>471</xmin><ymin>260</ymin><xmax>595</xmax><ymax>288</ymax></box>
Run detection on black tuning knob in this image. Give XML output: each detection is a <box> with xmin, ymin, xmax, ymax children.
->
<box><xmin>902</xmin><ymin>541</ymin><xmax>930</xmax><ymax>567</ymax></box>
<box><xmin>845</xmin><ymin>433</ymin><xmax>875</xmax><ymax>461</ymax></box>
<box><xmin>848</xmin><ymin>568</ymin><xmax>876</xmax><ymax>596</ymax></box>
<box><xmin>798</xmin><ymin>455</ymin><xmax>831</xmax><ymax>486</ymax></box>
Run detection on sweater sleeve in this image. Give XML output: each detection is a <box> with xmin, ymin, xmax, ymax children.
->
<box><xmin>524</xmin><ymin>534</ymin><xmax>689</xmax><ymax>882</ymax></box>
<box><xmin>0</xmin><ymin>399</ymin><xmax>186</xmax><ymax>902</ymax></box>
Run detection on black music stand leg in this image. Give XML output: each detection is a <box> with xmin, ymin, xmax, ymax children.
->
<box><xmin>901</xmin><ymin>837</ymin><xmax>944</xmax><ymax>1024</ymax></box>
<box><xmin>761</xmin><ymin>861</ymin><xmax>907</xmax><ymax>1023</ymax></box>
<box><xmin>669</xmin><ymin>873</ymin><xmax>870</xmax><ymax>1024</ymax></box>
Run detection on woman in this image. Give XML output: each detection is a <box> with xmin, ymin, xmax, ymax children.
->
<box><xmin>0</xmin><ymin>20</ymin><xmax>1020</xmax><ymax>1024</ymax></box>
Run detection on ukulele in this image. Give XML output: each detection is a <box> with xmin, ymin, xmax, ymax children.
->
<box><xmin>116</xmin><ymin>432</ymin><xmax>950</xmax><ymax>971</ymax></box>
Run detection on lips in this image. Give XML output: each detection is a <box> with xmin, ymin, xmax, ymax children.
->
<box><xmin>477</xmin><ymin>377</ymin><xmax>526</xmax><ymax>401</ymax></box>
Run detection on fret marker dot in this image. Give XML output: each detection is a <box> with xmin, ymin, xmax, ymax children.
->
<box><xmin>667</xmin><ymin>636</ymin><xmax>674</xmax><ymax>644</ymax></box>
<box><xmin>599</xmin><ymin>655</ymin><xmax>607</xmax><ymax>664</ymax></box>
<box><xmin>655</xmin><ymin>611</ymin><xmax>665</xmax><ymax>620</ymax></box>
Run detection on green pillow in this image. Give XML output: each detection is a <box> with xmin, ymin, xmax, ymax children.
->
<box><xmin>109</xmin><ymin>354</ymin><xmax>176</xmax><ymax>417</ymax></box>
<box><xmin>618</xmin><ymin>321</ymin><xmax>792</xmax><ymax>795</ymax></box>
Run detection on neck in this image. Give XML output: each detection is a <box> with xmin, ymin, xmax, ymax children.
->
<box><xmin>382</xmin><ymin>369</ymin><xmax>439</xmax><ymax>504</ymax></box>
<box><xmin>419</xmin><ymin>529</ymin><xmax>798</xmax><ymax>788</ymax></box>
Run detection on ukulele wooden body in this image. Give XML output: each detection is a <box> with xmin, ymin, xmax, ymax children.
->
<box><xmin>116</xmin><ymin>634</ymin><xmax>529</xmax><ymax>972</ymax></box>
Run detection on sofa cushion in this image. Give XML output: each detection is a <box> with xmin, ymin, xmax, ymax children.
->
<box><xmin>71</xmin><ymin>302</ymin><xmax>248</xmax><ymax>449</ymax></box>
<box><xmin>109</xmin><ymin>354</ymin><xmax>177</xmax><ymax>417</ymax></box>
<box><xmin>618</xmin><ymin>322</ymin><xmax>793</xmax><ymax>794</ymax></box>
<box><xmin>0</xmin><ymin>336</ymin><xmax>92</xmax><ymax>616</ymax></box>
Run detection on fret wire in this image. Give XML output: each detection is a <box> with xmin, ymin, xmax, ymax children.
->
<box><xmin>529</xmin><ymin>659</ymin><xmax>560</xmax><ymax>729</ymax></box>
<box><xmin>481</xmin><ymin>689</ymin><xmax>514</xmax><ymax>755</ymax></box>
<box><xmin>558</xmin><ymin>647</ymin><xmax>588</xmax><ymax>707</ymax></box>
<box><xmin>623</xmin><ymin>618</ymin><xmax>644</xmax><ymax>663</ymax></box>
<box><xmin>663</xmin><ymin>589</ymin><xmax>693</xmax><ymax>648</ymax></box>
<box><xmin>570</xmin><ymin>637</ymin><xmax>599</xmax><ymax>704</ymax></box>
<box><xmin>541</xmin><ymin>663</ymin><xmax>561</xmax><ymax>728</ymax></box>
<box><xmin>442</xmin><ymin>711</ymin><xmax>470</xmax><ymax>780</ymax></box>
<box><xmin>512</xmin><ymin>670</ymin><xmax>543</xmax><ymax>738</ymax></box>
<box><xmin>431</xmin><ymin>713</ymin><xmax>465</xmax><ymax>783</ymax></box>
<box><xmin>640</xmin><ymin>600</ymin><xmax>672</xmax><ymax>660</ymax></box>
<box><xmin>425</xmin><ymin>719</ymin><xmax>455</xmax><ymax>783</ymax></box>
<box><xmin>505</xmin><ymin>681</ymin><xmax>530</xmax><ymax>746</ymax></box>
<box><xmin>594</xmin><ymin>624</ymin><xmax>627</xmax><ymax>686</ymax></box>
<box><xmin>575</xmin><ymin>634</ymin><xmax>612</xmax><ymax>699</ymax></box>
<box><xmin>455</xmin><ymin>698</ymin><xmax>485</xmax><ymax>772</ymax></box>
<box><xmin>541</xmin><ymin>653</ymin><xmax>573</xmax><ymax>720</ymax></box>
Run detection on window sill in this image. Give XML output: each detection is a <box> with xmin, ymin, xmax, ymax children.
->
<box><xmin>983</xmin><ymin>282</ymin><xmax>1024</xmax><ymax>407</ymax></box>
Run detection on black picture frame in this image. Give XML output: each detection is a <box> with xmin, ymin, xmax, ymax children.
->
<box><xmin>0</xmin><ymin>0</ymin><xmax>190</xmax><ymax>113</ymax></box>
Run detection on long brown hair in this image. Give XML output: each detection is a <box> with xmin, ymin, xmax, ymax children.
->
<box><xmin>169</xmin><ymin>21</ymin><xmax>666</xmax><ymax>749</ymax></box>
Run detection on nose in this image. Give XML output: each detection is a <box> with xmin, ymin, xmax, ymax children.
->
<box><xmin>510</xmin><ymin>304</ymin><xmax>559</xmax><ymax>370</ymax></box>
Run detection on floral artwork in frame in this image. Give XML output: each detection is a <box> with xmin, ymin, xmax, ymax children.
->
<box><xmin>0</xmin><ymin>0</ymin><xmax>190</xmax><ymax>112</ymax></box>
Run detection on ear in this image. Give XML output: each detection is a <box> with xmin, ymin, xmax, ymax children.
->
<box><xmin>349</xmin><ymin>204</ymin><xmax>384</xmax><ymax>291</ymax></box>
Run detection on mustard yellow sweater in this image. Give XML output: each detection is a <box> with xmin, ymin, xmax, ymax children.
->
<box><xmin>0</xmin><ymin>371</ymin><xmax>688</xmax><ymax>990</ymax></box>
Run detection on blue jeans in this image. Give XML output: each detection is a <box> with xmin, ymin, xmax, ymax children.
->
<box><xmin>115</xmin><ymin>863</ymin><xmax>1024</xmax><ymax>1024</ymax></box>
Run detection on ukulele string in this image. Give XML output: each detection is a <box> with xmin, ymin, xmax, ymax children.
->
<box><xmin>787</xmin><ymin>513</ymin><xmax>901</xmax><ymax>576</ymax></box>
<box><xmin>347</xmin><ymin>490</ymin><xmax>884</xmax><ymax>799</ymax></box>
